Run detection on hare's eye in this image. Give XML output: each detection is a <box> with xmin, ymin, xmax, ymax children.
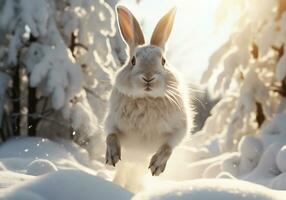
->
<box><xmin>161</xmin><ymin>57</ymin><xmax>166</xmax><ymax>66</ymax></box>
<box><xmin>131</xmin><ymin>56</ymin><xmax>136</xmax><ymax>66</ymax></box>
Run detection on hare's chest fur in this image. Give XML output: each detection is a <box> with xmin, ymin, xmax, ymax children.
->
<box><xmin>108</xmin><ymin>90</ymin><xmax>186</xmax><ymax>146</ymax></box>
<box><xmin>117</xmin><ymin>98</ymin><xmax>171</xmax><ymax>138</ymax></box>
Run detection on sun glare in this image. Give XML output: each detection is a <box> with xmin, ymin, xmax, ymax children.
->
<box><xmin>120</xmin><ymin>0</ymin><xmax>241</xmax><ymax>84</ymax></box>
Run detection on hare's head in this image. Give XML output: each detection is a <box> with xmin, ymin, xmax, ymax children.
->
<box><xmin>115</xmin><ymin>6</ymin><xmax>177</xmax><ymax>98</ymax></box>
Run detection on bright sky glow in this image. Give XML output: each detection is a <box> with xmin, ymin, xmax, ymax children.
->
<box><xmin>119</xmin><ymin>0</ymin><xmax>238</xmax><ymax>84</ymax></box>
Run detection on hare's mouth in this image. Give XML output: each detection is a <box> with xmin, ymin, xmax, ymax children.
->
<box><xmin>144</xmin><ymin>87</ymin><xmax>152</xmax><ymax>91</ymax></box>
<box><xmin>144</xmin><ymin>83</ymin><xmax>152</xmax><ymax>91</ymax></box>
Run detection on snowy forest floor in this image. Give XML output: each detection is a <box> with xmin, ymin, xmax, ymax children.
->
<box><xmin>0</xmin><ymin>137</ymin><xmax>285</xmax><ymax>200</ymax></box>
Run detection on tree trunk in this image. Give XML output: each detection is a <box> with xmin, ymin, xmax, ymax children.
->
<box><xmin>28</xmin><ymin>87</ymin><xmax>38</xmax><ymax>136</ymax></box>
<box><xmin>12</xmin><ymin>66</ymin><xmax>20</xmax><ymax>136</ymax></box>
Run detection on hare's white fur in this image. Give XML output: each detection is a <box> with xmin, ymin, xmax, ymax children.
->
<box><xmin>104</xmin><ymin>6</ymin><xmax>192</xmax><ymax>178</ymax></box>
<box><xmin>105</xmin><ymin>45</ymin><xmax>191</xmax><ymax>154</ymax></box>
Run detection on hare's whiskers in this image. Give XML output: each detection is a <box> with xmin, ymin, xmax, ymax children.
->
<box><xmin>165</xmin><ymin>90</ymin><xmax>183</xmax><ymax>112</ymax></box>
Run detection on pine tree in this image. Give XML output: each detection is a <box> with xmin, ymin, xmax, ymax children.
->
<box><xmin>0</xmin><ymin>0</ymin><xmax>124</xmax><ymax>155</ymax></box>
<box><xmin>200</xmin><ymin>0</ymin><xmax>286</xmax><ymax>150</ymax></box>
<box><xmin>182</xmin><ymin>0</ymin><xmax>286</xmax><ymax>188</ymax></box>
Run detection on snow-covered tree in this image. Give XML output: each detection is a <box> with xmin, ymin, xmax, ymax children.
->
<box><xmin>0</xmin><ymin>0</ymin><xmax>125</xmax><ymax>155</ymax></box>
<box><xmin>200</xmin><ymin>0</ymin><xmax>286</xmax><ymax>150</ymax></box>
<box><xmin>177</xmin><ymin>0</ymin><xmax>286</xmax><ymax>190</ymax></box>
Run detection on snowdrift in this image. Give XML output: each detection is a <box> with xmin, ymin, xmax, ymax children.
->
<box><xmin>134</xmin><ymin>179</ymin><xmax>286</xmax><ymax>200</ymax></box>
<box><xmin>0</xmin><ymin>137</ymin><xmax>285</xmax><ymax>200</ymax></box>
<box><xmin>0</xmin><ymin>170</ymin><xmax>132</xmax><ymax>200</ymax></box>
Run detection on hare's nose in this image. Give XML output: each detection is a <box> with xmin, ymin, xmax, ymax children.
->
<box><xmin>142</xmin><ymin>76</ymin><xmax>155</xmax><ymax>83</ymax></box>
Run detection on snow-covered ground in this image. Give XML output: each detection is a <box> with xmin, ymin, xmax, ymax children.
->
<box><xmin>134</xmin><ymin>179</ymin><xmax>286</xmax><ymax>200</ymax></box>
<box><xmin>0</xmin><ymin>137</ymin><xmax>285</xmax><ymax>200</ymax></box>
<box><xmin>0</xmin><ymin>137</ymin><xmax>132</xmax><ymax>200</ymax></box>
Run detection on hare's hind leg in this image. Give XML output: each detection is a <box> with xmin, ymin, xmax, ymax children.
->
<box><xmin>106</xmin><ymin>133</ymin><xmax>121</xmax><ymax>166</ymax></box>
<box><xmin>149</xmin><ymin>144</ymin><xmax>172</xmax><ymax>176</ymax></box>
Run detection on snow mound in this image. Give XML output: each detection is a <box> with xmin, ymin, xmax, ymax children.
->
<box><xmin>1</xmin><ymin>169</ymin><xmax>132</xmax><ymax>200</ymax></box>
<box><xmin>238</xmin><ymin>136</ymin><xmax>263</xmax><ymax>160</ymax></box>
<box><xmin>221</xmin><ymin>153</ymin><xmax>240</xmax><ymax>177</ymax></box>
<box><xmin>0</xmin><ymin>137</ymin><xmax>94</xmax><ymax>173</ymax></box>
<box><xmin>26</xmin><ymin>159</ymin><xmax>58</xmax><ymax>176</ymax></box>
<box><xmin>276</xmin><ymin>145</ymin><xmax>286</xmax><ymax>173</ymax></box>
<box><xmin>244</xmin><ymin>143</ymin><xmax>282</xmax><ymax>186</ymax></box>
<box><xmin>133</xmin><ymin>179</ymin><xmax>285</xmax><ymax>200</ymax></box>
<box><xmin>271</xmin><ymin>173</ymin><xmax>286</xmax><ymax>190</ymax></box>
<box><xmin>259</xmin><ymin>114</ymin><xmax>286</xmax><ymax>147</ymax></box>
<box><xmin>0</xmin><ymin>137</ymin><xmax>112</xmax><ymax>191</ymax></box>
<box><xmin>0</xmin><ymin>137</ymin><xmax>74</xmax><ymax>161</ymax></box>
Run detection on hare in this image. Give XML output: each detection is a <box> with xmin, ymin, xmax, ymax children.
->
<box><xmin>105</xmin><ymin>6</ymin><xmax>192</xmax><ymax>177</ymax></box>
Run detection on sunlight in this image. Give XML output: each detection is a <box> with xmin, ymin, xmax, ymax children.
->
<box><xmin>111</xmin><ymin>1</ymin><xmax>250</xmax><ymax>190</ymax></box>
<box><xmin>2</xmin><ymin>0</ymin><xmax>286</xmax><ymax>199</ymax></box>
<box><xmin>119</xmin><ymin>0</ymin><xmax>242</xmax><ymax>83</ymax></box>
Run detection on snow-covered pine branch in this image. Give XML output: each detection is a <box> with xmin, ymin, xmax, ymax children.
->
<box><xmin>177</xmin><ymin>0</ymin><xmax>286</xmax><ymax>190</ymax></box>
<box><xmin>0</xmin><ymin>0</ymin><xmax>125</xmax><ymax>155</ymax></box>
<box><xmin>199</xmin><ymin>0</ymin><xmax>286</xmax><ymax>150</ymax></box>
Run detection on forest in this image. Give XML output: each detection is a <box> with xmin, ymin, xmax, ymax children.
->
<box><xmin>0</xmin><ymin>0</ymin><xmax>286</xmax><ymax>199</ymax></box>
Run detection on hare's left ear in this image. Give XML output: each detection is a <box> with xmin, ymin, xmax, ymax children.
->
<box><xmin>150</xmin><ymin>7</ymin><xmax>177</xmax><ymax>50</ymax></box>
<box><xmin>116</xmin><ymin>5</ymin><xmax>145</xmax><ymax>53</ymax></box>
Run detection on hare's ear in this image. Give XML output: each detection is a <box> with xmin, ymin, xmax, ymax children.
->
<box><xmin>116</xmin><ymin>6</ymin><xmax>145</xmax><ymax>52</ymax></box>
<box><xmin>150</xmin><ymin>7</ymin><xmax>176</xmax><ymax>50</ymax></box>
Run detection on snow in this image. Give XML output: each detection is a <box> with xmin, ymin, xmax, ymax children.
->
<box><xmin>276</xmin><ymin>146</ymin><xmax>286</xmax><ymax>173</ymax></box>
<box><xmin>0</xmin><ymin>137</ymin><xmax>132</xmax><ymax>200</ymax></box>
<box><xmin>271</xmin><ymin>173</ymin><xmax>286</xmax><ymax>190</ymax></box>
<box><xmin>167</xmin><ymin>113</ymin><xmax>286</xmax><ymax>194</ymax></box>
<box><xmin>259</xmin><ymin>114</ymin><xmax>286</xmax><ymax>147</ymax></box>
<box><xmin>238</xmin><ymin>136</ymin><xmax>263</xmax><ymax>160</ymax></box>
<box><xmin>29</xmin><ymin>44</ymin><xmax>83</xmax><ymax>110</ymax></box>
<box><xmin>0</xmin><ymin>137</ymin><xmax>75</xmax><ymax>162</ymax></box>
<box><xmin>0</xmin><ymin>1</ymin><xmax>14</xmax><ymax>28</ymax></box>
<box><xmin>221</xmin><ymin>153</ymin><xmax>241</xmax><ymax>177</ymax></box>
<box><xmin>1</xmin><ymin>0</ymin><xmax>286</xmax><ymax>199</ymax></box>
<box><xmin>19</xmin><ymin>0</ymin><xmax>49</xmax><ymax>37</ymax></box>
<box><xmin>243</xmin><ymin>143</ymin><xmax>282</xmax><ymax>186</ymax></box>
<box><xmin>1</xmin><ymin>170</ymin><xmax>132</xmax><ymax>200</ymax></box>
<box><xmin>0</xmin><ymin>0</ymin><xmax>122</xmax><ymax>149</ymax></box>
<box><xmin>1</xmin><ymin>136</ymin><xmax>286</xmax><ymax>200</ymax></box>
<box><xmin>176</xmin><ymin>1</ymin><xmax>286</xmax><ymax>198</ymax></box>
<box><xmin>134</xmin><ymin>179</ymin><xmax>286</xmax><ymax>200</ymax></box>
<box><xmin>26</xmin><ymin>159</ymin><xmax>58</xmax><ymax>176</ymax></box>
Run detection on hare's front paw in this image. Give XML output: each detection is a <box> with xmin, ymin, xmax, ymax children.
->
<box><xmin>105</xmin><ymin>134</ymin><xmax>121</xmax><ymax>167</ymax></box>
<box><xmin>149</xmin><ymin>144</ymin><xmax>172</xmax><ymax>176</ymax></box>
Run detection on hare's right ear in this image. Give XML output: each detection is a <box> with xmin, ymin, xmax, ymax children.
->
<box><xmin>116</xmin><ymin>6</ymin><xmax>145</xmax><ymax>53</ymax></box>
<box><xmin>150</xmin><ymin>7</ymin><xmax>176</xmax><ymax>50</ymax></box>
